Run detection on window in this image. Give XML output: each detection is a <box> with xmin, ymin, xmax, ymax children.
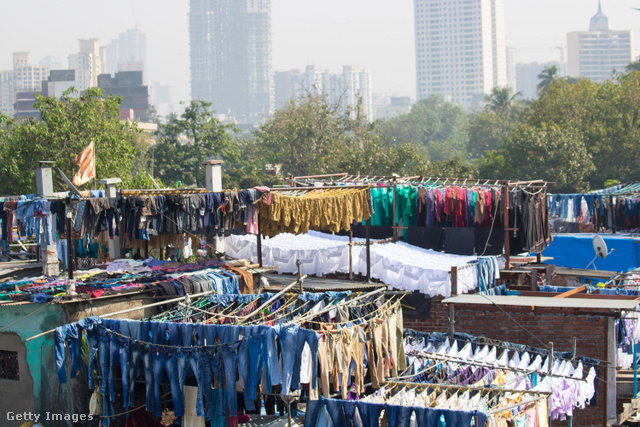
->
<box><xmin>0</xmin><ymin>350</ymin><xmax>19</xmax><ymax>381</ymax></box>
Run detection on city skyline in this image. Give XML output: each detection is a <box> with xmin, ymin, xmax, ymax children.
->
<box><xmin>2</xmin><ymin>0</ymin><xmax>640</xmax><ymax>105</ymax></box>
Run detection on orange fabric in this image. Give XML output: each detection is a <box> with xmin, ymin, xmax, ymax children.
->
<box><xmin>73</xmin><ymin>141</ymin><xmax>96</xmax><ymax>186</ymax></box>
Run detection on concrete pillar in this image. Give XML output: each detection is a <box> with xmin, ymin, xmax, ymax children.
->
<box><xmin>99</xmin><ymin>178</ymin><xmax>121</xmax><ymax>260</ymax></box>
<box><xmin>35</xmin><ymin>161</ymin><xmax>59</xmax><ymax>277</ymax></box>
<box><xmin>606</xmin><ymin>317</ymin><xmax>618</xmax><ymax>424</ymax></box>
<box><xmin>203</xmin><ymin>160</ymin><xmax>224</xmax><ymax>255</ymax></box>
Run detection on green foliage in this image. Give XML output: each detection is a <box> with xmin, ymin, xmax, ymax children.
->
<box><xmin>537</xmin><ymin>65</ymin><xmax>559</xmax><ymax>93</ymax></box>
<box><xmin>0</xmin><ymin>87</ymin><xmax>138</xmax><ymax>195</ymax></box>
<box><xmin>376</xmin><ymin>95</ymin><xmax>469</xmax><ymax>161</ymax></box>
<box><xmin>490</xmin><ymin>123</ymin><xmax>594</xmax><ymax>192</ymax></box>
<box><xmin>484</xmin><ymin>86</ymin><xmax>523</xmax><ymax>113</ymax></box>
<box><xmin>254</xmin><ymin>93</ymin><xmax>352</xmax><ymax>177</ymax></box>
<box><xmin>154</xmin><ymin>101</ymin><xmax>240</xmax><ymax>187</ymax></box>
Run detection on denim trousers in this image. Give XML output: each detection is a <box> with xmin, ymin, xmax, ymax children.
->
<box><xmin>115</xmin><ymin>320</ymin><xmax>131</xmax><ymax>409</ymax></box>
<box><xmin>324</xmin><ymin>398</ymin><xmax>347</xmax><ymax>427</ymax></box>
<box><xmin>218</xmin><ymin>325</ymin><xmax>241</xmax><ymax>416</ymax></box>
<box><xmin>54</xmin><ymin>323</ymin><xmax>80</xmax><ymax>384</ymax></box>
<box><xmin>150</xmin><ymin>322</ymin><xmax>184</xmax><ymax>417</ymax></box>
<box><xmin>290</xmin><ymin>327</ymin><xmax>319</xmax><ymax>391</ymax></box>
<box><xmin>107</xmin><ymin>319</ymin><xmax>120</xmax><ymax>403</ymax></box>
<box><xmin>128</xmin><ymin>321</ymin><xmax>155</xmax><ymax>411</ymax></box>
<box><xmin>97</xmin><ymin>326</ymin><xmax>111</xmax><ymax>397</ymax></box>
<box><xmin>278</xmin><ymin>324</ymin><xmax>300</xmax><ymax>394</ymax></box>
<box><xmin>77</xmin><ymin>317</ymin><xmax>101</xmax><ymax>390</ymax></box>
<box><xmin>198</xmin><ymin>325</ymin><xmax>225</xmax><ymax>420</ymax></box>
<box><xmin>385</xmin><ymin>404</ymin><xmax>414</xmax><ymax>427</ymax></box>
<box><xmin>177</xmin><ymin>323</ymin><xmax>204</xmax><ymax>417</ymax></box>
<box><xmin>355</xmin><ymin>401</ymin><xmax>385</xmax><ymax>427</ymax></box>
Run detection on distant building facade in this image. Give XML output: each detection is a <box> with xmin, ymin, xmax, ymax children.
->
<box><xmin>375</xmin><ymin>96</ymin><xmax>412</xmax><ymax>120</ymax></box>
<box><xmin>68</xmin><ymin>39</ymin><xmax>106</xmax><ymax>91</ymax></box>
<box><xmin>274</xmin><ymin>65</ymin><xmax>373</xmax><ymax>121</ymax></box>
<box><xmin>98</xmin><ymin>71</ymin><xmax>149</xmax><ymax>121</ymax></box>
<box><xmin>567</xmin><ymin>1</ymin><xmax>635</xmax><ymax>82</ymax></box>
<box><xmin>41</xmin><ymin>69</ymin><xmax>77</xmax><ymax>99</ymax></box>
<box><xmin>0</xmin><ymin>52</ymin><xmax>48</xmax><ymax>117</ymax></box>
<box><xmin>414</xmin><ymin>0</ymin><xmax>508</xmax><ymax>109</ymax></box>
<box><xmin>189</xmin><ymin>0</ymin><xmax>273</xmax><ymax>125</ymax></box>
<box><xmin>105</xmin><ymin>28</ymin><xmax>148</xmax><ymax>81</ymax></box>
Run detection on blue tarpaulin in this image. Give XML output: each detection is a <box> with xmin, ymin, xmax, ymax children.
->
<box><xmin>540</xmin><ymin>234</ymin><xmax>640</xmax><ymax>272</ymax></box>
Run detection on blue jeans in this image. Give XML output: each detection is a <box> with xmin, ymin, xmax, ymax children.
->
<box><xmin>303</xmin><ymin>397</ymin><xmax>325</xmax><ymax>427</ymax></box>
<box><xmin>97</xmin><ymin>325</ymin><xmax>111</xmax><ymax>397</ymax></box>
<box><xmin>355</xmin><ymin>401</ymin><xmax>385</xmax><ymax>427</ymax></box>
<box><xmin>107</xmin><ymin>319</ymin><xmax>120</xmax><ymax>402</ymax></box>
<box><xmin>385</xmin><ymin>404</ymin><xmax>414</xmax><ymax>427</ymax></box>
<box><xmin>54</xmin><ymin>323</ymin><xmax>80</xmax><ymax>384</ymax></box>
<box><xmin>128</xmin><ymin>321</ymin><xmax>155</xmax><ymax>412</ymax></box>
<box><xmin>290</xmin><ymin>327</ymin><xmax>319</xmax><ymax>390</ymax></box>
<box><xmin>115</xmin><ymin>320</ymin><xmax>131</xmax><ymax>409</ymax></box>
<box><xmin>177</xmin><ymin>323</ymin><xmax>204</xmax><ymax>417</ymax></box>
<box><xmin>77</xmin><ymin>317</ymin><xmax>101</xmax><ymax>390</ymax></box>
<box><xmin>218</xmin><ymin>325</ymin><xmax>241</xmax><ymax>416</ymax></box>
<box><xmin>150</xmin><ymin>322</ymin><xmax>184</xmax><ymax>417</ymax></box>
<box><xmin>278</xmin><ymin>324</ymin><xmax>299</xmax><ymax>393</ymax></box>
<box><xmin>198</xmin><ymin>325</ymin><xmax>225</xmax><ymax>420</ymax></box>
<box><xmin>324</xmin><ymin>398</ymin><xmax>347</xmax><ymax>427</ymax></box>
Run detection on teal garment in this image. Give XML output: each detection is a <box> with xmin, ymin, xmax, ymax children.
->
<box><xmin>439</xmin><ymin>414</ymin><xmax>446</xmax><ymax>426</ymax></box>
<box><xmin>210</xmin><ymin>389</ymin><xmax>226</xmax><ymax>427</ymax></box>
<box><xmin>395</xmin><ymin>185</ymin><xmax>417</xmax><ymax>240</ymax></box>
<box><xmin>369</xmin><ymin>187</ymin><xmax>393</xmax><ymax>227</ymax></box>
<box><xmin>513</xmin><ymin>411</ymin><xmax>527</xmax><ymax>426</ymax></box>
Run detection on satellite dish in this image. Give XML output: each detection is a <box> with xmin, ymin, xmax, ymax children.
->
<box><xmin>593</xmin><ymin>235</ymin><xmax>608</xmax><ymax>259</ymax></box>
<box><xmin>586</xmin><ymin>235</ymin><xmax>614</xmax><ymax>269</ymax></box>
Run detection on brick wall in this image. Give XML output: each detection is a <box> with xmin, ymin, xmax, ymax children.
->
<box><xmin>403</xmin><ymin>297</ymin><xmax>608</xmax><ymax>426</ymax></box>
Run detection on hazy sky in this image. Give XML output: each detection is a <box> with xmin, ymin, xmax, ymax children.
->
<box><xmin>2</xmin><ymin>0</ymin><xmax>639</xmax><ymax>102</ymax></box>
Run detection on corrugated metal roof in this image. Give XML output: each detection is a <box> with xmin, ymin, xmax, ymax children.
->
<box><xmin>443</xmin><ymin>294</ymin><xmax>640</xmax><ymax>310</ymax></box>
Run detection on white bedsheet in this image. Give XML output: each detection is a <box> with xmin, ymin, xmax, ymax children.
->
<box><xmin>225</xmin><ymin>231</ymin><xmax>479</xmax><ymax>297</ymax></box>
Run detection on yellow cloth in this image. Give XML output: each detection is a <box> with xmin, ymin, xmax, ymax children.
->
<box><xmin>259</xmin><ymin>188</ymin><xmax>371</xmax><ymax>237</ymax></box>
<box><xmin>183</xmin><ymin>385</ymin><xmax>205</xmax><ymax>427</ymax></box>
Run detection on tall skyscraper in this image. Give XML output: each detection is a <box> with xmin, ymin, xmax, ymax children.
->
<box><xmin>189</xmin><ymin>0</ymin><xmax>273</xmax><ymax>125</ymax></box>
<box><xmin>515</xmin><ymin>61</ymin><xmax>561</xmax><ymax>100</ymax></box>
<box><xmin>567</xmin><ymin>1</ymin><xmax>635</xmax><ymax>83</ymax></box>
<box><xmin>105</xmin><ymin>28</ymin><xmax>148</xmax><ymax>81</ymax></box>
<box><xmin>414</xmin><ymin>0</ymin><xmax>508</xmax><ymax>109</ymax></box>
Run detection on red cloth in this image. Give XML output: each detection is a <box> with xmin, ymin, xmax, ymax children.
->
<box><xmin>444</xmin><ymin>188</ymin><xmax>452</xmax><ymax>216</ymax></box>
<box><xmin>455</xmin><ymin>187</ymin><xmax>466</xmax><ymax>227</ymax></box>
<box><xmin>125</xmin><ymin>408</ymin><xmax>166</xmax><ymax>427</ymax></box>
<box><xmin>484</xmin><ymin>190</ymin><xmax>493</xmax><ymax>227</ymax></box>
<box><xmin>90</xmin><ymin>289</ymin><xmax>106</xmax><ymax>298</ymax></box>
<box><xmin>435</xmin><ymin>190</ymin><xmax>442</xmax><ymax>223</ymax></box>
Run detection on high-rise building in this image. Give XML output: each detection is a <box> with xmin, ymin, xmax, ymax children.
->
<box><xmin>414</xmin><ymin>0</ymin><xmax>508</xmax><ymax>109</ymax></box>
<box><xmin>0</xmin><ymin>52</ymin><xmax>48</xmax><ymax>116</ymax></box>
<box><xmin>105</xmin><ymin>29</ymin><xmax>148</xmax><ymax>81</ymax></box>
<box><xmin>41</xmin><ymin>69</ymin><xmax>78</xmax><ymax>99</ymax></box>
<box><xmin>273</xmin><ymin>65</ymin><xmax>374</xmax><ymax>121</ymax></box>
<box><xmin>68</xmin><ymin>39</ymin><xmax>106</xmax><ymax>91</ymax></box>
<box><xmin>567</xmin><ymin>1</ymin><xmax>634</xmax><ymax>83</ymax></box>
<box><xmin>189</xmin><ymin>0</ymin><xmax>273</xmax><ymax>125</ymax></box>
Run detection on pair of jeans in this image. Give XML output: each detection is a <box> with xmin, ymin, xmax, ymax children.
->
<box><xmin>77</xmin><ymin>317</ymin><xmax>101</xmax><ymax>389</ymax></box>
<box><xmin>385</xmin><ymin>404</ymin><xmax>414</xmax><ymax>427</ymax></box>
<box><xmin>278</xmin><ymin>324</ymin><xmax>300</xmax><ymax>393</ymax></box>
<box><xmin>128</xmin><ymin>321</ymin><xmax>155</xmax><ymax>411</ymax></box>
<box><xmin>107</xmin><ymin>319</ymin><xmax>120</xmax><ymax>403</ymax></box>
<box><xmin>355</xmin><ymin>401</ymin><xmax>385</xmax><ymax>427</ymax></box>
<box><xmin>291</xmin><ymin>328</ymin><xmax>319</xmax><ymax>391</ymax></box>
<box><xmin>218</xmin><ymin>325</ymin><xmax>241</xmax><ymax>416</ymax></box>
<box><xmin>199</xmin><ymin>345</ymin><xmax>225</xmax><ymax>420</ymax></box>
<box><xmin>324</xmin><ymin>398</ymin><xmax>355</xmax><ymax>427</ymax></box>
<box><xmin>150</xmin><ymin>322</ymin><xmax>184</xmax><ymax>417</ymax></box>
<box><xmin>54</xmin><ymin>323</ymin><xmax>81</xmax><ymax>384</ymax></box>
<box><xmin>177</xmin><ymin>323</ymin><xmax>204</xmax><ymax>417</ymax></box>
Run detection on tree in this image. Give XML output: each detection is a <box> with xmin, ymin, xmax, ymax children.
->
<box><xmin>480</xmin><ymin>123</ymin><xmax>594</xmax><ymax>192</ymax></box>
<box><xmin>376</xmin><ymin>95</ymin><xmax>469</xmax><ymax>161</ymax></box>
<box><xmin>154</xmin><ymin>101</ymin><xmax>240</xmax><ymax>187</ymax></box>
<box><xmin>467</xmin><ymin>110</ymin><xmax>520</xmax><ymax>159</ymax></box>
<box><xmin>537</xmin><ymin>65</ymin><xmax>559</xmax><ymax>93</ymax></box>
<box><xmin>254</xmin><ymin>93</ymin><xmax>352</xmax><ymax>177</ymax></box>
<box><xmin>0</xmin><ymin>87</ymin><xmax>139</xmax><ymax>195</ymax></box>
<box><xmin>484</xmin><ymin>86</ymin><xmax>522</xmax><ymax>113</ymax></box>
<box><xmin>627</xmin><ymin>60</ymin><xmax>640</xmax><ymax>73</ymax></box>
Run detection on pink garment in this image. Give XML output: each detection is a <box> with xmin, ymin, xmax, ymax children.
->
<box><xmin>526</xmin><ymin>407</ymin><xmax>538</xmax><ymax>427</ymax></box>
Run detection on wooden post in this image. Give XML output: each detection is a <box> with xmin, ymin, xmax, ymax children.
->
<box><xmin>502</xmin><ymin>183</ymin><xmax>511</xmax><ymax>269</ymax></box>
<box><xmin>450</xmin><ymin>266</ymin><xmax>458</xmax><ymax>296</ymax></box>
<box><xmin>531</xmin><ymin>269</ymin><xmax>538</xmax><ymax>291</ymax></box>
<box><xmin>366</xmin><ymin>217</ymin><xmax>371</xmax><ymax>282</ymax></box>
<box><xmin>257</xmin><ymin>214</ymin><xmax>263</xmax><ymax>267</ymax></box>
<box><xmin>144</xmin><ymin>240</ymin><xmax>149</xmax><ymax>259</ymax></box>
<box><xmin>448</xmin><ymin>303</ymin><xmax>455</xmax><ymax>337</ymax></box>
<box><xmin>349</xmin><ymin>229</ymin><xmax>353</xmax><ymax>280</ymax></box>
<box><xmin>66</xmin><ymin>207</ymin><xmax>74</xmax><ymax>281</ymax></box>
